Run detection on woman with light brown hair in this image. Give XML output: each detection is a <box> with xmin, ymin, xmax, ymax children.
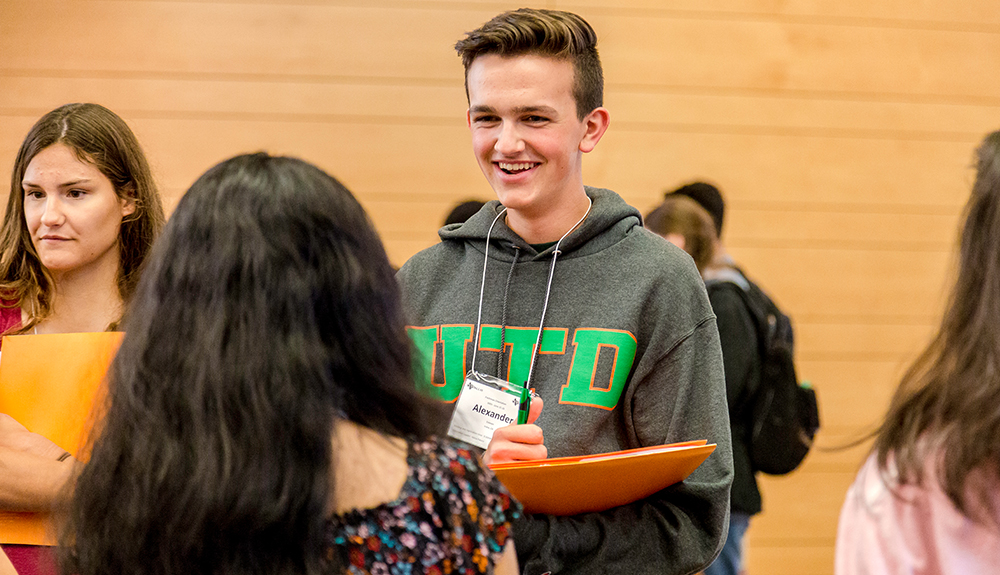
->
<box><xmin>644</xmin><ymin>194</ymin><xmax>717</xmax><ymax>272</ymax></box>
<box><xmin>0</xmin><ymin>103</ymin><xmax>164</xmax><ymax>575</ymax></box>
<box><xmin>836</xmin><ymin>130</ymin><xmax>1000</xmax><ymax>574</ymax></box>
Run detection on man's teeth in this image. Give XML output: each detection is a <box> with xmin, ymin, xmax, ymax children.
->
<box><xmin>499</xmin><ymin>162</ymin><xmax>534</xmax><ymax>173</ymax></box>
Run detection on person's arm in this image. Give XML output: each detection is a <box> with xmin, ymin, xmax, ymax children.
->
<box><xmin>0</xmin><ymin>447</ymin><xmax>74</xmax><ymax>510</ymax></box>
<box><xmin>511</xmin><ymin>321</ymin><xmax>733</xmax><ymax>575</ymax></box>
<box><xmin>0</xmin><ymin>546</ymin><xmax>17</xmax><ymax>575</ymax></box>
<box><xmin>494</xmin><ymin>542</ymin><xmax>520</xmax><ymax>575</ymax></box>
<box><xmin>0</xmin><ymin>414</ymin><xmax>76</xmax><ymax>511</ymax></box>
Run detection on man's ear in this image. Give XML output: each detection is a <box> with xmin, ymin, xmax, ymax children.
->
<box><xmin>579</xmin><ymin>107</ymin><xmax>610</xmax><ymax>153</ymax></box>
<box><xmin>467</xmin><ymin>109</ymin><xmax>473</xmax><ymax>129</ymax></box>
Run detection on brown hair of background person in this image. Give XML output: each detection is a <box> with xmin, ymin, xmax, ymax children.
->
<box><xmin>0</xmin><ymin>103</ymin><xmax>165</xmax><ymax>332</ymax></box>
<box><xmin>645</xmin><ymin>195</ymin><xmax>718</xmax><ymax>273</ymax></box>
<box><xmin>871</xmin><ymin>130</ymin><xmax>1000</xmax><ymax>522</ymax></box>
<box><xmin>454</xmin><ymin>7</ymin><xmax>603</xmax><ymax>120</ymax></box>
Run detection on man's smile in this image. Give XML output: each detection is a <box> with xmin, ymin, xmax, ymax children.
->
<box><xmin>497</xmin><ymin>161</ymin><xmax>539</xmax><ymax>174</ymax></box>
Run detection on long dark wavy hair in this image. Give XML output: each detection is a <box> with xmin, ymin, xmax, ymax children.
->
<box><xmin>0</xmin><ymin>103</ymin><xmax>164</xmax><ymax>330</ymax></box>
<box><xmin>872</xmin><ymin>130</ymin><xmax>1000</xmax><ymax>522</ymax></box>
<box><xmin>61</xmin><ymin>153</ymin><xmax>446</xmax><ymax>575</ymax></box>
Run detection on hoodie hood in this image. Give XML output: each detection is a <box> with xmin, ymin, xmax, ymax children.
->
<box><xmin>439</xmin><ymin>187</ymin><xmax>643</xmax><ymax>260</ymax></box>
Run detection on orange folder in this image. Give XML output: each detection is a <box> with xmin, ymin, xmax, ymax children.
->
<box><xmin>0</xmin><ymin>332</ymin><xmax>122</xmax><ymax>545</ymax></box>
<box><xmin>490</xmin><ymin>440</ymin><xmax>716</xmax><ymax>515</ymax></box>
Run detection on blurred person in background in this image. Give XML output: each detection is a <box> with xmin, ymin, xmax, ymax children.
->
<box><xmin>443</xmin><ymin>199</ymin><xmax>487</xmax><ymax>226</ymax></box>
<box><xmin>647</xmin><ymin>189</ymin><xmax>760</xmax><ymax>575</ymax></box>
<box><xmin>644</xmin><ymin>194</ymin><xmax>717</xmax><ymax>273</ymax></box>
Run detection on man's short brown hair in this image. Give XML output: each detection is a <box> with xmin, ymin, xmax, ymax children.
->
<box><xmin>455</xmin><ymin>8</ymin><xmax>603</xmax><ymax>120</ymax></box>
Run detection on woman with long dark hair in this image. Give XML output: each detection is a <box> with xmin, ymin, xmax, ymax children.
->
<box><xmin>835</xmin><ymin>131</ymin><xmax>1000</xmax><ymax>573</ymax></box>
<box><xmin>61</xmin><ymin>153</ymin><xmax>520</xmax><ymax>575</ymax></box>
<box><xmin>0</xmin><ymin>103</ymin><xmax>164</xmax><ymax>575</ymax></box>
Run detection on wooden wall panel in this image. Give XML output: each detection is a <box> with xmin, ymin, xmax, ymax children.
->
<box><xmin>796</xmin><ymin>360</ymin><xmax>904</xmax><ymax>428</ymax></box>
<box><xmin>0</xmin><ymin>2</ymin><xmax>473</xmax><ymax>79</ymax></box>
<box><xmin>0</xmin><ymin>75</ymin><xmax>467</xmax><ymax>120</ymax></box>
<box><xmin>721</xmin><ymin>209</ymin><xmax>961</xmax><ymax>251</ymax></box>
<box><xmin>732</xmin><ymin>247</ymin><xmax>954</xmax><ymax>322</ymax></box>
<box><xmin>563</xmin><ymin>0</ymin><xmax>1000</xmax><ymax>27</ymax></box>
<box><xmin>592</xmin><ymin>15</ymin><xmax>1000</xmax><ymax>98</ymax></box>
<box><xmin>744</xmin><ymin>545</ymin><xmax>835</xmax><ymax>575</ymax></box>
<box><xmin>752</xmin><ymin>470</ymin><xmax>857</xmax><ymax>541</ymax></box>
<box><xmin>1</xmin><ymin>2</ymin><xmax>996</xmax><ymax>574</ymax></box>
<box><xmin>610</xmin><ymin>91</ymin><xmax>1000</xmax><ymax>138</ymax></box>
<box><xmin>594</xmin><ymin>132</ymin><xmax>977</xmax><ymax>208</ymax></box>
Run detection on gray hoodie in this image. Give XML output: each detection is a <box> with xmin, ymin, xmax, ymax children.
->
<box><xmin>398</xmin><ymin>187</ymin><xmax>733</xmax><ymax>575</ymax></box>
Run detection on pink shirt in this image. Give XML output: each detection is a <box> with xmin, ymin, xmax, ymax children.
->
<box><xmin>0</xmin><ymin>303</ymin><xmax>22</xmax><ymax>346</ymax></box>
<box><xmin>836</xmin><ymin>452</ymin><xmax>1000</xmax><ymax>575</ymax></box>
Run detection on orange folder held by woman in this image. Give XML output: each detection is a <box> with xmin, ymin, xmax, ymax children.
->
<box><xmin>0</xmin><ymin>332</ymin><xmax>122</xmax><ymax>545</ymax></box>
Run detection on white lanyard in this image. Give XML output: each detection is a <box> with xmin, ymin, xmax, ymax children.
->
<box><xmin>469</xmin><ymin>198</ymin><xmax>593</xmax><ymax>388</ymax></box>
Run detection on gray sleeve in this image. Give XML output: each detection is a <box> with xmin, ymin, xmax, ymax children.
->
<box><xmin>513</xmin><ymin>318</ymin><xmax>734</xmax><ymax>575</ymax></box>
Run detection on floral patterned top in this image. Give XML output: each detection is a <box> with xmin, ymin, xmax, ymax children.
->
<box><xmin>325</xmin><ymin>437</ymin><xmax>521</xmax><ymax>575</ymax></box>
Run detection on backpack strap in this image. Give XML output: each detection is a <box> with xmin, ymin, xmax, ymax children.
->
<box><xmin>704</xmin><ymin>276</ymin><xmax>765</xmax><ymax>422</ymax></box>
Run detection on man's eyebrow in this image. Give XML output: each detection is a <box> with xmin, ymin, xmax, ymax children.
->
<box><xmin>512</xmin><ymin>106</ymin><xmax>557</xmax><ymax>115</ymax></box>
<box><xmin>468</xmin><ymin>105</ymin><xmax>559</xmax><ymax>115</ymax></box>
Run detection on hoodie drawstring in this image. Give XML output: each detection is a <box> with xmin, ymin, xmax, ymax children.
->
<box><xmin>497</xmin><ymin>246</ymin><xmax>521</xmax><ymax>378</ymax></box>
<box><xmin>470</xmin><ymin>208</ymin><xmax>507</xmax><ymax>375</ymax></box>
<box><xmin>471</xmin><ymin>197</ymin><xmax>593</xmax><ymax>390</ymax></box>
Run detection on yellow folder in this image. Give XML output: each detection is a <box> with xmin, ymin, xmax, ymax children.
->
<box><xmin>0</xmin><ymin>332</ymin><xmax>122</xmax><ymax>545</ymax></box>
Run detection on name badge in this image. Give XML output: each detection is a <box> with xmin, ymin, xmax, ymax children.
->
<box><xmin>447</xmin><ymin>371</ymin><xmax>530</xmax><ymax>450</ymax></box>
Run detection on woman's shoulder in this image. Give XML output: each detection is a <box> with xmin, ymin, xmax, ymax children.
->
<box><xmin>406</xmin><ymin>436</ymin><xmax>517</xmax><ymax>511</ymax></box>
<box><xmin>835</xmin><ymin>451</ymin><xmax>1000</xmax><ymax>574</ymax></box>
<box><xmin>325</xmin><ymin>436</ymin><xmax>518</xmax><ymax>572</ymax></box>
<box><xmin>408</xmin><ymin>436</ymin><xmax>482</xmax><ymax>470</ymax></box>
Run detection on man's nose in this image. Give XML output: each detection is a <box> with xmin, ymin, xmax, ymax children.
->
<box><xmin>494</xmin><ymin>122</ymin><xmax>525</xmax><ymax>155</ymax></box>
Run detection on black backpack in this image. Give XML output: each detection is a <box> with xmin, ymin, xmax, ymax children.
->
<box><xmin>709</xmin><ymin>271</ymin><xmax>820</xmax><ymax>475</ymax></box>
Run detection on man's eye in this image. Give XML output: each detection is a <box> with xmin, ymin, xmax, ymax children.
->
<box><xmin>525</xmin><ymin>115</ymin><xmax>549</xmax><ymax>123</ymax></box>
<box><xmin>474</xmin><ymin>115</ymin><xmax>499</xmax><ymax>124</ymax></box>
<box><xmin>68</xmin><ymin>189</ymin><xmax>85</xmax><ymax>198</ymax></box>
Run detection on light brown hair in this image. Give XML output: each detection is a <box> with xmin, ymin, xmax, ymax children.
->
<box><xmin>872</xmin><ymin>130</ymin><xmax>1000</xmax><ymax>523</ymax></box>
<box><xmin>0</xmin><ymin>103</ymin><xmax>165</xmax><ymax>331</ymax></box>
<box><xmin>644</xmin><ymin>195</ymin><xmax>718</xmax><ymax>273</ymax></box>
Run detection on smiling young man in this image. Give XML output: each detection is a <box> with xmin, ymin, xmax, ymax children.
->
<box><xmin>397</xmin><ymin>8</ymin><xmax>733</xmax><ymax>574</ymax></box>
